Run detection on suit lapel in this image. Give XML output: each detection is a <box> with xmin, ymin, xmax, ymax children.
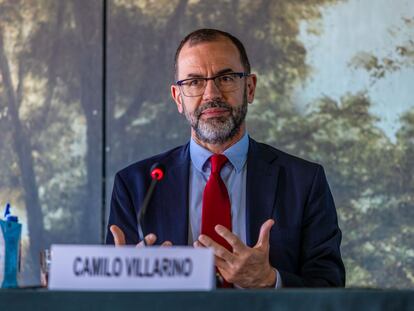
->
<box><xmin>246</xmin><ymin>138</ymin><xmax>280</xmax><ymax>247</ymax></box>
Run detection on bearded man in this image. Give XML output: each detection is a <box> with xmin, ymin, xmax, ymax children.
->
<box><xmin>106</xmin><ymin>28</ymin><xmax>345</xmax><ymax>288</ymax></box>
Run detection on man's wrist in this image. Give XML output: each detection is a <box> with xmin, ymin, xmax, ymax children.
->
<box><xmin>262</xmin><ymin>267</ymin><xmax>277</xmax><ymax>288</ymax></box>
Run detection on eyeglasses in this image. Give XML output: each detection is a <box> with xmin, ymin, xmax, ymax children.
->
<box><xmin>176</xmin><ymin>72</ymin><xmax>249</xmax><ymax>97</ymax></box>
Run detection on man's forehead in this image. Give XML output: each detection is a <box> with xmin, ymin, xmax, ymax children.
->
<box><xmin>177</xmin><ymin>38</ymin><xmax>243</xmax><ymax>76</ymax></box>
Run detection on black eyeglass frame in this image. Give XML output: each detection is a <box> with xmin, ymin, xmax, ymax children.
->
<box><xmin>176</xmin><ymin>72</ymin><xmax>250</xmax><ymax>97</ymax></box>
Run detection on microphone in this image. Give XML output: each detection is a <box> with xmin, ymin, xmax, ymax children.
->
<box><xmin>136</xmin><ymin>163</ymin><xmax>166</xmax><ymax>245</ymax></box>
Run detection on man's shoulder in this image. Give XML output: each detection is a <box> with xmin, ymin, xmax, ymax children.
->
<box><xmin>250</xmin><ymin>139</ymin><xmax>330</xmax><ymax>192</ymax></box>
<box><xmin>250</xmin><ymin>138</ymin><xmax>322</xmax><ymax>173</ymax></box>
<box><xmin>117</xmin><ymin>143</ymin><xmax>190</xmax><ymax>179</ymax></box>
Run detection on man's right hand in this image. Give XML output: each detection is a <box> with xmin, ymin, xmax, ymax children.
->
<box><xmin>109</xmin><ymin>225</ymin><xmax>172</xmax><ymax>247</ymax></box>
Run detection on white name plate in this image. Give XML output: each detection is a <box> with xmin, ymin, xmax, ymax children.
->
<box><xmin>49</xmin><ymin>245</ymin><xmax>215</xmax><ymax>291</ymax></box>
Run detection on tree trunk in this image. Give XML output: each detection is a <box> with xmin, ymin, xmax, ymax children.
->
<box><xmin>0</xmin><ymin>29</ymin><xmax>45</xmax><ymax>276</ymax></box>
<box><xmin>72</xmin><ymin>0</ymin><xmax>103</xmax><ymax>242</ymax></box>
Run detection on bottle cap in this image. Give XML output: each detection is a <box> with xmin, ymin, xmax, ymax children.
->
<box><xmin>6</xmin><ymin>215</ymin><xmax>19</xmax><ymax>222</ymax></box>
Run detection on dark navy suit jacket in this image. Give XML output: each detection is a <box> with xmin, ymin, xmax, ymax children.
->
<box><xmin>106</xmin><ymin>138</ymin><xmax>345</xmax><ymax>287</ymax></box>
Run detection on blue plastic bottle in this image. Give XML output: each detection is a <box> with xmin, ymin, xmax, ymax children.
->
<box><xmin>0</xmin><ymin>203</ymin><xmax>22</xmax><ymax>288</ymax></box>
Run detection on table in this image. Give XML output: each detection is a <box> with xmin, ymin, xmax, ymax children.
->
<box><xmin>0</xmin><ymin>288</ymin><xmax>413</xmax><ymax>311</ymax></box>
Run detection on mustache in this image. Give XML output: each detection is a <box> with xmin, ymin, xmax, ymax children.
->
<box><xmin>195</xmin><ymin>101</ymin><xmax>232</xmax><ymax>118</ymax></box>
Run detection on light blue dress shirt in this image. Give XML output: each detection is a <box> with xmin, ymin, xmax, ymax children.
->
<box><xmin>188</xmin><ymin>132</ymin><xmax>282</xmax><ymax>288</ymax></box>
<box><xmin>189</xmin><ymin>133</ymin><xmax>248</xmax><ymax>244</ymax></box>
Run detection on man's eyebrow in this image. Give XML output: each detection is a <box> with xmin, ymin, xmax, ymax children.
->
<box><xmin>184</xmin><ymin>68</ymin><xmax>236</xmax><ymax>79</ymax></box>
<box><xmin>216</xmin><ymin>68</ymin><xmax>235</xmax><ymax>75</ymax></box>
<box><xmin>186</xmin><ymin>73</ymin><xmax>204</xmax><ymax>78</ymax></box>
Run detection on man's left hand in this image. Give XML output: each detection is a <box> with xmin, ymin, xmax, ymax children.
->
<box><xmin>194</xmin><ymin>219</ymin><xmax>277</xmax><ymax>288</ymax></box>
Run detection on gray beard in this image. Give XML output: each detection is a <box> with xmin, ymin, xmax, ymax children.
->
<box><xmin>182</xmin><ymin>91</ymin><xmax>248</xmax><ymax>145</ymax></box>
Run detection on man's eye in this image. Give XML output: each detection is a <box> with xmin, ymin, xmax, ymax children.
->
<box><xmin>219</xmin><ymin>75</ymin><xmax>235</xmax><ymax>82</ymax></box>
<box><xmin>187</xmin><ymin>79</ymin><xmax>202</xmax><ymax>86</ymax></box>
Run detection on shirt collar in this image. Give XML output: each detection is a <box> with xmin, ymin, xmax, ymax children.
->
<box><xmin>190</xmin><ymin>132</ymin><xmax>249</xmax><ymax>174</ymax></box>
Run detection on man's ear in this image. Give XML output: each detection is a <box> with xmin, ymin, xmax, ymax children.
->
<box><xmin>246</xmin><ymin>74</ymin><xmax>257</xmax><ymax>104</ymax></box>
<box><xmin>171</xmin><ymin>84</ymin><xmax>184</xmax><ymax>113</ymax></box>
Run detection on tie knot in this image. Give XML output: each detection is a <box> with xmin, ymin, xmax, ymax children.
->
<box><xmin>210</xmin><ymin>154</ymin><xmax>228</xmax><ymax>174</ymax></box>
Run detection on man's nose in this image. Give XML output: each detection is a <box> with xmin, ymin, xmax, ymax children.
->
<box><xmin>202</xmin><ymin>79</ymin><xmax>223</xmax><ymax>101</ymax></box>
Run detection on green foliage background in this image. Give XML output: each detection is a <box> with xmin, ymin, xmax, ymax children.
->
<box><xmin>0</xmin><ymin>0</ymin><xmax>413</xmax><ymax>287</ymax></box>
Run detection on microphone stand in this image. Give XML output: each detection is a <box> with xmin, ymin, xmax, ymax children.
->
<box><xmin>136</xmin><ymin>163</ymin><xmax>165</xmax><ymax>246</ymax></box>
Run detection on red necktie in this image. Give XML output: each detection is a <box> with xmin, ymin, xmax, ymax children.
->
<box><xmin>201</xmin><ymin>154</ymin><xmax>232</xmax><ymax>251</ymax></box>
